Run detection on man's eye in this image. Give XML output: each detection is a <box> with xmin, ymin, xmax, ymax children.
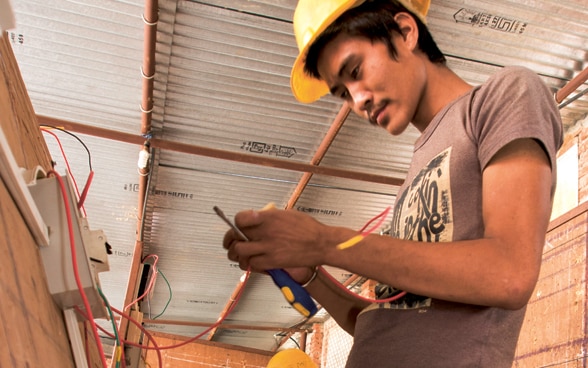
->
<box><xmin>350</xmin><ymin>66</ymin><xmax>359</xmax><ymax>79</ymax></box>
<box><xmin>331</xmin><ymin>87</ymin><xmax>348</xmax><ymax>99</ymax></box>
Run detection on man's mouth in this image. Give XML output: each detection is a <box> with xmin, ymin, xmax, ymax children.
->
<box><xmin>370</xmin><ymin>104</ymin><xmax>386</xmax><ymax>127</ymax></box>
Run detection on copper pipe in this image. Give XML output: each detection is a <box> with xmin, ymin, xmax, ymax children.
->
<box><xmin>116</xmin><ymin>0</ymin><xmax>159</xmax><ymax>354</ymax></box>
<box><xmin>206</xmin><ymin>274</ymin><xmax>248</xmax><ymax>340</ymax></box>
<box><xmin>286</xmin><ymin>104</ymin><xmax>351</xmax><ymax>209</ymax></box>
<box><xmin>140</xmin><ymin>0</ymin><xmax>158</xmax><ymax>135</ymax></box>
<box><xmin>143</xmin><ymin>318</ymin><xmax>309</xmax><ymax>333</ymax></box>
<box><xmin>208</xmin><ymin>104</ymin><xmax>352</xmax><ymax>343</ymax></box>
<box><xmin>299</xmin><ymin>332</ymin><xmax>308</xmax><ymax>352</ymax></box>
<box><xmin>555</xmin><ymin>66</ymin><xmax>588</xmax><ymax>104</ymax></box>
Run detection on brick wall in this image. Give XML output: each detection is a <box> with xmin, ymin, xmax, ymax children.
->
<box><xmin>578</xmin><ymin>122</ymin><xmax>588</xmax><ymax>204</ymax></box>
<box><xmin>306</xmin><ymin>278</ymin><xmax>375</xmax><ymax>367</ymax></box>
<box><xmin>144</xmin><ymin>332</ymin><xmax>273</xmax><ymax>367</ymax></box>
<box><xmin>307</xmin><ymin>323</ymin><xmax>324</xmax><ymax>367</ymax></box>
<box><xmin>514</xmin><ymin>202</ymin><xmax>588</xmax><ymax>367</ymax></box>
<box><xmin>320</xmin><ymin>318</ymin><xmax>353</xmax><ymax>368</ymax></box>
<box><xmin>514</xmin><ymin>118</ymin><xmax>588</xmax><ymax>367</ymax></box>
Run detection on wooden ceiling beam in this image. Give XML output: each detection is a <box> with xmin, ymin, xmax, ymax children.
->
<box><xmin>36</xmin><ymin>115</ymin><xmax>404</xmax><ymax>186</ymax></box>
<box><xmin>143</xmin><ymin>318</ymin><xmax>310</xmax><ymax>333</ymax></box>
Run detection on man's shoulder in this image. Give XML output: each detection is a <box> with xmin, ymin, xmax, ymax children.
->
<box><xmin>485</xmin><ymin>65</ymin><xmax>542</xmax><ymax>88</ymax></box>
<box><xmin>472</xmin><ymin>65</ymin><xmax>546</xmax><ymax>105</ymax></box>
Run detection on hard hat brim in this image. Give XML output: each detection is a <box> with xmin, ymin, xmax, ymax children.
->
<box><xmin>290</xmin><ymin>52</ymin><xmax>331</xmax><ymax>103</ymax></box>
<box><xmin>290</xmin><ymin>0</ymin><xmax>364</xmax><ymax>103</ymax></box>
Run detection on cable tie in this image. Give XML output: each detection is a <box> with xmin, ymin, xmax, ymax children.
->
<box><xmin>140</xmin><ymin>66</ymin><xmax>155</xmax><ymax>80</ymax></box>
<box><xmin>142</xmin><ymin>13</ymin><xmax>158</xmax><ymax>26</ymax></box>
<box><xmin>140</xmin><ymin>103</ymin><xmax>153</xmax><ymax>114</ymax></box>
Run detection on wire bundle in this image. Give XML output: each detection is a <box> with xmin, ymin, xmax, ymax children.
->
<box><xmin>43</xmin><ymin>125</ymin><xmax>404</xmax><ymax>368</ymax></box>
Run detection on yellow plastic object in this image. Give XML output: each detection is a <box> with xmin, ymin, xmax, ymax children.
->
<box><xmin>292</xmin><ymin>302</ymin><xmax>311</xmax><ymax>317</ymax></box>
<box><xmin>290</xmin><ymin>0</ymin><xmax>430</xmax><ymax>103</ymax></box>
<box><xmin>336</xmin><ymin>234</ymin><xmax>365</xmax><ymax>250</ymax></box>
<box><xmin>281</xmin><ymin>286</ymin><xmax>295</xmax><ymax>302</ymax></box>
<box><xmin>267</xmin><ymin>349</ymin><xmax>317</xmax><ymax>368</ymax></box>
<box><xmin>261</xmin><ymin>202</ymin><xmax>277</xmax><ymax>211</ymax></box>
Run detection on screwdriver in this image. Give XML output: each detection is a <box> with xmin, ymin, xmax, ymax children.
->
<box><xmin>214</xmin><ymin>206</ymin><xmax>318</xmax><ymax>317</ymax></box>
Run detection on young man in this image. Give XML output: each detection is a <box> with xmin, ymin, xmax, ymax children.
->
<box><xmin>223</xmin><ymin>0</ymin><xmax>563</xmax><ymax>366</ymax></box>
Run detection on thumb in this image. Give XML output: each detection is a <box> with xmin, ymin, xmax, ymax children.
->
<box><xmin>235</xmin><ymin>202</ymin><xmax>277</xmax><ymax>227</ymax></box>
<box><xmin>259</xmin><ymin>202</ymin><xmax>276</xmax><ymax>211</ymax></box>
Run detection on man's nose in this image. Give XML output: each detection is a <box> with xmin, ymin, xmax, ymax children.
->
<box><xmin>349</xmin><ymin>84</ymin><xmax>372</xmax><ymax>112</ymax></box>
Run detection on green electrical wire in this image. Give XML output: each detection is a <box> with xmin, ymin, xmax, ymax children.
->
<box><xmin>98</xmin><ymin>286</ymin><xmax>122</xmax><ymax>368</ymax></box>
<box><xmin>152</xmin><ymin>269</ymin><xmax>172</xmax><ymax>320</ymax></box>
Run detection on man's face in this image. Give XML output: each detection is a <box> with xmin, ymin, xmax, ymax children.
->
<box><xmin>316</xmin><ymin>33</ymin><xmax>427</xmax><ymax>135</ymax></box>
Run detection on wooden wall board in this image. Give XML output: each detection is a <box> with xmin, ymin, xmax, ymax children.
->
<box><xmin>0</xmin><ymin>177</ymin><xmax>75</xmax><ymax>367</ymax></box>
<box><xmin>0</xmin><ymin>32</ymin><xmax>78</xmax><ymax>367</ymax></box>
<box><xmin>0</xmin><ymin>33</ymin><xmax>52</xmax><ymax>172</ymax></box>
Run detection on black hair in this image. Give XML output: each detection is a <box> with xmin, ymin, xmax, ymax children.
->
<box><xmin>304</xmin><ymin>0</ymin><xmax>446</xmax><ymax>80</ymax></box>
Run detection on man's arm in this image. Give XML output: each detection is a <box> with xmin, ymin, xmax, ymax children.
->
<box><xmin>301</xmin><ymin>268</ymin><xmax>370</xmax><ymax>335</ymax></box>
<box><xmin>226</xmin><ymin>137</ymin><xmax>553</xmax><ymax>326</ymax></box>
<box><xmin>318</xmin><ymin>138</ymin><xmax>552</xmax><ymax>309</ymax></box>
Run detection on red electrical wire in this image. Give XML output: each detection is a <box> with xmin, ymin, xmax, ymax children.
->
<box><xmin>48</xmin><ymin>171</ymin><xmax>108</xmax><ymax>368</ymax></box>
<box><xmin>77</xmin><ymin>170</ymin><xmax>94</xmax><ymax>210</ymax></box>
<box><xmin>41</xmin><ymin>128</ymin><xmax>93</xmax><ymax>216</ymax></box>
<box><xmin>75</xmin><ymin>203</ymin><xmax>402</xmax><ymax>364</ymax></box>
<box><xmin>125</xmin><ymin>254</ymin><xmax>159</xmax><ymax>311</ymax></box>
<box><xmin>326</xmin><ymin>205</ymin><xmax>408</xmax><ymax>303</ymax></box>
<box><xmin>76</xmin><ymin>306</ymin><xmax>158</xmax><ymax>368</ymax></box>
<box><xmin>141</xmin><ymin>270</ymin><xmax>252</xmax><ymax>352</ymax></box>
<box><xmin>80</xmin><ymin>271</ymin><xmax>251</xmax><ymax>363</ymax></box>
<box><xmin>358</xmin><ymin>206</ymin><xmax>391</xmax><ymax>234</ymax></box>
<box><xmin>320</xmin><ymin>266</ymin><xmax>407</xmax><ymax>303</ymax></box>
<box><xmin>111</xmin><ymin>306</ymin><xmax>163</xmax><ymax>367</ymax></box>
<box><xmin>114</xmin><ymin>270</ymin><xmax>251</xmax><ymax>353</ymax></box>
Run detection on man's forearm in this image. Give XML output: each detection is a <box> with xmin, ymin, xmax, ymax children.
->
<box><xmin>304</xmin><ymin>268</ymin><xmax>370</xmax><ymax>335</ymax></box>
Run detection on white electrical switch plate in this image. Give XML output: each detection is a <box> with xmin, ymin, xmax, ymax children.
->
<box><xmin>28</xmin><ymin>173</ymin><xmax>110</xmax><ymax>318</ymax></box>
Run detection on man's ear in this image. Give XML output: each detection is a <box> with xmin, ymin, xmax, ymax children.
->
<box><xmin>393</xmin><ymin>12</ymin><xmax>419</xmax><ymax>51</ymax></box>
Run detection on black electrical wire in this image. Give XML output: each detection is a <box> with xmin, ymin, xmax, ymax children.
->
<box><xmin>40</xmin><ymin>125</ymin><xmax>93</xmax><ymax>171</ymax></box>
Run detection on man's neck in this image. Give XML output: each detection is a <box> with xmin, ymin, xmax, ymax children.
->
<box><xmin>412</xmin><ymin>63</ymin><xmax>473</xmax><ymax>132</ymax></box>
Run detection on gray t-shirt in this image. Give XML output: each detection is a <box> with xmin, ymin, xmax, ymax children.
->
<box><xmin>345</xmin><ymin>66</ymin><xmax>563</xmax><ymax>368</ymax></box>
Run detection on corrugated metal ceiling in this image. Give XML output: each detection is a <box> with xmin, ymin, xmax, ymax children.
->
<box><xmin>9</xmin><ymin>0</ymin><xmax>588</xmax><ymax>355</ymax></box>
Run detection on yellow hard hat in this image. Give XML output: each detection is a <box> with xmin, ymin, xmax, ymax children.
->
<box><xmin>267</xmin><ymin>349</ymin><xmax>317</xmax><ymax>368</ymax></box>
<box><xmin>290</xmin><ymin>0</ymin><xmax>431</xmax><ymax>103</ymax></box>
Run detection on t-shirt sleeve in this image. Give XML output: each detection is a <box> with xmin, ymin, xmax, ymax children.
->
<box><xmin>470</xmin><ymin>66</ymin><xmax>563</xmax><ymax>172</ymax></box>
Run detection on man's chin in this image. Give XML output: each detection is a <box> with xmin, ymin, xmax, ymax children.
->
<box><xmin>385</xmin><ymin>121</ymin><xmax>409</xmax><ymax>136</ymax></box>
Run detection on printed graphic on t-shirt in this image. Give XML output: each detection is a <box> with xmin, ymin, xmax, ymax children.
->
<box><xmin>375</xmin><ymin>148</ymin><xmax>453</xmax><ymax>309</ymax></box>
<box><xmin>391</xmin><ymin>147</ymin><xmax>453</xmax><ymax>242</ymax></box>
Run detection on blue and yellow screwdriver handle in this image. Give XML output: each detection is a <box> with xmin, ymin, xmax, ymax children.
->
<box><xmin>267</xmin><ymin>269</ymin><xmax>318</xmax><ymax>317</ymax></box>
<box><xmin>214</xmin><ymin>205</ymin><xmax>318</xmax><ymax>318</ymax></box>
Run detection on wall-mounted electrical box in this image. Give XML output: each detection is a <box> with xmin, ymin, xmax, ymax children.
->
<box><xmin>28</xmin><ymin>172</ymin><xmax>110</xmax><ymax>319</ymax></box>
